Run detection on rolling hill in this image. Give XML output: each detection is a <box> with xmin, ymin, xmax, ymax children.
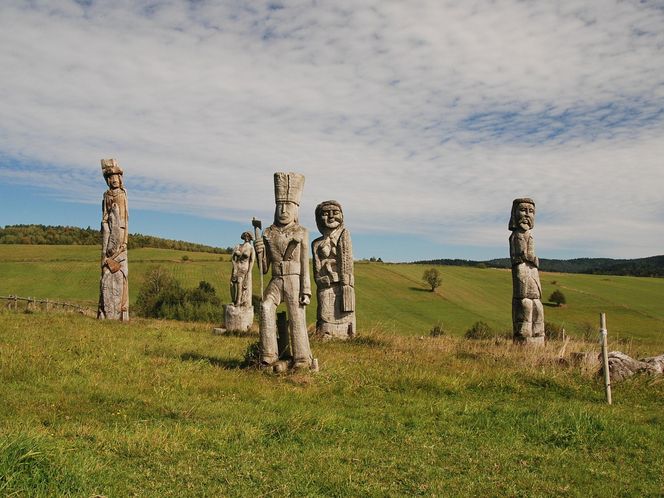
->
<box><xmin>1</xmin><ymin>244</ymin><xmax>662</xmax><ymax>346</ymax></box>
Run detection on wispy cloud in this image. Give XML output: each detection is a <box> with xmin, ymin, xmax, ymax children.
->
<box><xmin>1</xmin><ymin>0</ymin><xmax>663</xmax><ymax>258</ymax></box>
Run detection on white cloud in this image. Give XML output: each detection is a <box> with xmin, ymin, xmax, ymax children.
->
<box><xmin>1</xmin><ymin>0</ymin><xmax>663</xmax><ymax>258</ymax></box>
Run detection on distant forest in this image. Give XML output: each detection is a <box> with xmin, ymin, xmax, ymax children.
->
<box><xmin>0</xmin><ymin>224</ymin><xmax>231</xmax><ymax>254</ymax></box>
<box><xmin>413</xmin><ymin>256</ymin><xmax>664</xmax><ymax>278</ymax></box>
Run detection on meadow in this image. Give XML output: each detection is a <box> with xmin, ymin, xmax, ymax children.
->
<box><xmin>1</xmin><ymin>244</ymin><xmax>663</xmax><ymax>346</ymax></box>
<box><xmin>1</xmin><ymin>245</ymin><xmax>663</xmax><ymax>496</ymax></box>
<box><xmin>1</xmin><ymin>313</ymin><xmax>663</xmax><ymax>496</ymax></box>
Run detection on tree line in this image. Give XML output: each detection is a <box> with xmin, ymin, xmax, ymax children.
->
<box><xmin>0</xmin><ymin>224</ymin><xmax>231</xmax><ymax>254</ymax></box>
<box><xmin>413</xmin><ymin>255</ymin><xmax>664</xmax><ymax>278</ymax></box>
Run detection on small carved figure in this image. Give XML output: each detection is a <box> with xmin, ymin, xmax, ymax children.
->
<box><xmin>230</xmin><ymin>231</ymin><xmax>255</xmax><ymax>307</ymax></box>
<box><xmin>98</xmin><ymin>158</ymin><xmax>129</xmax><ymax>320</ymax></box>
<box><xmin>223</xmin><ymin>231</ymin><xmax>256</xmax><ymax>332</ymax></box>
<box><xmin>312</xmin><ymin>200</ymin><xmax>356</xmax><ymax>339</ymax></box>
<box><xmin>509</xmin><ymin>198</ymin><xmax>544</xmax><ymax>344</ymax></box>
<box><xmin>254</xmin><ymin>172</ymin><xmax>313</xmax><ymax>369</ymax></box>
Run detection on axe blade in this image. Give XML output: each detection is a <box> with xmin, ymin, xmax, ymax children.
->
<box><xmin>252</xmin><ymin>217</ymin><xmax>262</xmax><ymax>230</ymax></box>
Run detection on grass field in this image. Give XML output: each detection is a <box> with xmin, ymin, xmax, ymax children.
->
<box><xmin>1</xmin><ymin>245</ymin><xmax>663</xmax><ymax>346</ymax></box>
<box><xmin>1</xmin><ymin>245</ymin><xmax>664</xmax><ymax>495</ymax></box>
<box><xmin>1</xmin><ymin>312</ymin><xmax>663</xmax><ymax>496</ymax></box>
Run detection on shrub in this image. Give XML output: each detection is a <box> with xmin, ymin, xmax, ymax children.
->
<box><xmin>429</xmin><ymin>322</ymin><xmax>448</xmax><ymax>337</ymax></box>
<box><xmin>241</xmin><ymin>341</ymin><xmax>261</xmax><ymax>368</ymax></box>
<box><xmin>181</xmin><ymin>254</ymin><xmax>190</xmax><ymax>261</ymax></box>
<box><xmin>188</xmin><ymin>281</ymin><xmax>220</xmax><ymax>305</ymax></box>
<box><xmin>464</xmin><ymin>321</ymin><xmax>495</xmax><ymax>340</ymax></box>
<box><xmin>135</xmin><ymin>268</ymin><xmax>223</xmax><ymax>322</ymax></box>
<box><xmin>549</xmin><ymin>289</ymin><xmax>566</xmax><ymax>306</ymax></box>
<box><xmin>545</xmin><ymin>322</ymin><xmax>566</xmax><ymax>341</ymax></box>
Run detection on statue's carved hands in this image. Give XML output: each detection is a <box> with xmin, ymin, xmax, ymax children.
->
<box><xmin>300</xmin><ymin>294</ymin><xmax>311</xmax><ymax>306</ymax></box>
<box><xmin>254</xmin><ymin>237</ymin><xmax>265</xmax><ymax>255</ymax></box>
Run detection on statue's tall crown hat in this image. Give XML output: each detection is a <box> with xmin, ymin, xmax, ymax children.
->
<box><xmin>274</xmin><ymin>172</ymin><xmax>304</xmax><ymax>206</ymax></box>
<box><xmin>509</xmin><ymin>197</ymin><xmax>536</xmax><ymax>231</ymax></box>
<box><xmin>101</xmin><ymin>158</ymin><xmax>123</xmax><ymax>177</ymax></box>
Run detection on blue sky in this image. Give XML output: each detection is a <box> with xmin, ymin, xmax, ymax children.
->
<box><xmin>1</xmin><ymin>0</ymin><xmax>663</xmax><ymax>262</ymax></box>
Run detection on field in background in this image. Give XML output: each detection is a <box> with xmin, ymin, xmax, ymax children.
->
<box><xmin>0</xmin><ymin>312</ymin><xmax>663</xmax><ymax>496</ymax></box>
<box><xmin>1</xmin><ymin>245</ymin><xmax>662</xmax><ymax>347</ymax></box>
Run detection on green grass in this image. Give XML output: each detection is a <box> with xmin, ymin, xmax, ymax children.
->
<box><xmin>1</xmin><ymin>245</ymin><xmax>663</xmax><ymax>347</ymax></box>
<box><xmin>1</xmin><ymin>245</ymin><xmax>664</xmax><ymax>495</ymax></box>
<box><xmin>1</xmin><ymin>311</ymin><xmax>663</xmax><ymax>496</ymax></box>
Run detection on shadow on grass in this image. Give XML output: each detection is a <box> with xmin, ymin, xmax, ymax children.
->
<box><xmin>543</xmin><ymin>303</ymin><xmax>562</xmax><ymax>308</ymax></box>
<box><xmin>408</xmin><ymin>287</ymin><xmax>432</xmax><ymax>293</ymax></box>
<box><xmin>180</xmin><ymin>352</ymin><xmax>243</xmax><ymax>369</ymax></box>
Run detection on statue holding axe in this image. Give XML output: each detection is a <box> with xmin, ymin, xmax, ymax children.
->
<box><xmin>253</xmin><ymin>172</ymin><xmax>314</xmax><ymax>370</ymax></box>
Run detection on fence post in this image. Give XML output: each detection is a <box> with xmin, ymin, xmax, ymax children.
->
<box><xmin>600</xmin><ymin>313</ymin><xmax>612</xmax><ymax>405</ymax></box>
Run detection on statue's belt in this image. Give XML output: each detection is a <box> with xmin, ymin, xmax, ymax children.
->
<box><xmin>272</xmin><ymin>261</ymin><xmax>300</xmax><ymax>276</ymax></box>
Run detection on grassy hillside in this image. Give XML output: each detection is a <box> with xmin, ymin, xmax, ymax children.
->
<box><xmin>0</xmin><ymin>312</ymin><xmax>663</xmax><ymax>496</ymax></box>
<box><xmin>1</xmin><ymin>245</ymin><xmax>663</xmax><ymax>346</ymax></box>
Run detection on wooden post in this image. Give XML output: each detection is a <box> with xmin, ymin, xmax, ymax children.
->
<box><xmin>600</xmin><ymin>313</ymin><xmax>612</xmax><ymax>405</ymax></box>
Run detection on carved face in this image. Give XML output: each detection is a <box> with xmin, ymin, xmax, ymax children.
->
<box><xmin>275</xmin><ymin>201</ymin><xmax>297</xmax><ymax>226</ymax></box>
<box><xmin>319</xmin><ymin>205</ymin><xmax>343</xmax><ymax>231</ymax></box>
<box><xmin>106</xmin><ymin>174</ymin><xmax>122</xmax><ymax>189</ymax></box>
<box><xmin>515</xmin><ymin>202</ymin><xmax>535</xmax><ymax>230</ymax></box>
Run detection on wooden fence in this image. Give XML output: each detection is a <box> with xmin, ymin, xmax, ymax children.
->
<box><xmin>1</xmin><ymin>295</ymin><xmax>94</xmax><ymax>316</ymax></box>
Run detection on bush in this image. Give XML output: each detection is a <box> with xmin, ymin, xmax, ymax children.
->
<box><xmin>549</xmin><ymin>289</ymin><xmax>566</xmax><ymax>306</ymax></box>
<box><xmin>241</xmin><ymin>341</ymin><xmax>261</xmax><ymax>368</ymax></box>
<box><xmin>181</xmin><ymin>255</ymin><xmax>190</xmax><ymax>261</ymax></box>
<box><xmin>429</xmin><ymin>322</ymin><xmax>448</xmax><ymax>337</ymax></box>
<box><xmin>464</xmin><ymin>321</ymin><xmax>495</xmax><ymax>340</ymax></box>
<box><xmin>545</xmin><ymin>322</ymin><xmax>566</xmax><ymax>341</ymax></box>
<box><xmin>135</xmin><ymin>268</ymin><xmax>223</xmax><ymax>322</ymax></box>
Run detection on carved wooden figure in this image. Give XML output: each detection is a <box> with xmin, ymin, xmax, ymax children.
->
<box><xmin>509</xmin><ymin>198</ymin><xmax>544</xmax><ymax>344</ymax></box>
<box><xmin>225</xmin><ymin>231</ymin><xmax>255</xmax><ymax>331</ymax></box>
<box><xmin>312</xmin><ymin>200</ymin><xmax>356</xmax><ymax>339</ymax></box>
<box><xmin>254</xmin><ymin>172</ymin><xmax>314</xmax><ymax>369</ymax></box>
<box><xmin>97</xmin><ymin>158</ymin><xmax>129</xmax><ymax>321</ymax></box>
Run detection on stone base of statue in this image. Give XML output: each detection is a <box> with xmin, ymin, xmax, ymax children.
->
<box><xmin>224</xmin><ymin>304</ymin><xmax>254</xmax><ymax>332</ymax></box>
<box><xmin>316</xmin><ymin>320</ymin><xmax>356</xmax><ymax>340</ymax></box>
<box><xmin>514</xmin><ymin>335</ymin><xmax>545</xmax><ymax>346</ymax></box>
